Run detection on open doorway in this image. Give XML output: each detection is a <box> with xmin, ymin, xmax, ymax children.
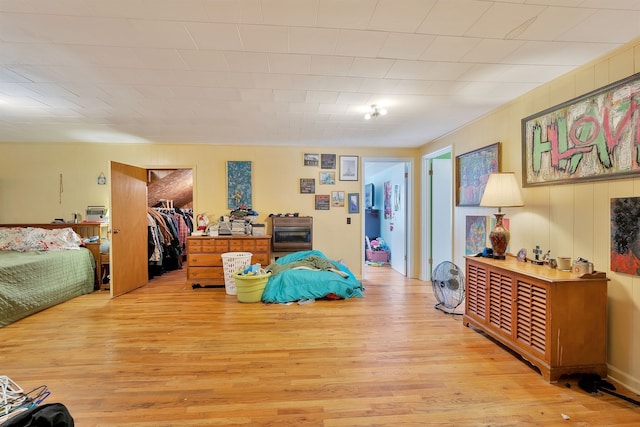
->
<box><xmin>146</xmin><ymin>168</ymin><xmax>194</xmax><ymax>279</ymax></box>
<box><xmin>108</xmin><ymin>163</ymin><xmax>194</xmax><ymax>297</ymax></box>
<box><xmin>362</xmin><ymin>158</ymin><xmax>413</xmax><ymax>279</ymax></box>
<box><xmin>422</xmin><ymin>147</ymin><xmax>453</xmax><ymax>281</ymax></box>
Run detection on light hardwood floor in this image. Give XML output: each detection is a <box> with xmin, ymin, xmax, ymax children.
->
<box><xmin>1</xmin><ymin>265</ymin><xmax>639</xmax><ymax>426</ymax></box>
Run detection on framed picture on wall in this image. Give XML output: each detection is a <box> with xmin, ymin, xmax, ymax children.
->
<box><xmin>300</xmin><ymin>178</ymin><xmax>315</xmax><ymax>194</ymax></box>
<box><xmin>331</xmin><ymin>191</ymin><xmax>345</xmax><ymax>207</ymax></box>
<box><xmin>319</xmin><ymin>171</ymin><xmax>336</xmax><ymax>185</ymax></box>
<box><xmin>348</xmin><ymin>193</ymin><xmax>360</xmax><ymax>214</ymax></box>
<box><xmin>321</xmin><ymin>154</ymin><xmax>336</xmax><ymax>169</ymax></box>
<box><xmin>455</xmin><ymin>142</ymin><xmax>500</xmax><ymax>206</ymax></box>
<box><xmin>227</xmin><ymin>161</ymin><xmax>253</xmax><ymax>209</ymax></box>
<box><xmin>315</xmin><ymin>195</ymin><xmax>330</xmax><ymax>210</ymax></box>
<box><xmin>304</xmin><ymin>153</ymin><xmax>319</xmax><ymax>166</ymax></box>
<box><xmin>522</xmin><ymin>71</ymin><xmax>640</xmax><ymax>187</ymax></box>
<box><xmin>364</xmin><ymin>183</ymin><xmax>374</xmax><ymax>209</ymax></box>
<box><xmin>339</xmin><ymin>156</ymin><xmax>358</xmax><ymax>181</ymax></box>
<box><xmin>611</xmin><ymin>197</ymin><xmax>640</xmax><ymax>276</ymax></box>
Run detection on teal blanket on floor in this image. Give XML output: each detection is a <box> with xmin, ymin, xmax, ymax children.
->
<box><xmin>262</xmin><ymin>250</ymin><xmax>364</xmax><ymax>303</ymax></box>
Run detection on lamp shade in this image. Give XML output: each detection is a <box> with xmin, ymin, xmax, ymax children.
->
<box><xmin>479</xmin><ymin>172</ymin><xmax>524</xmax><ymax>208</ymax></box>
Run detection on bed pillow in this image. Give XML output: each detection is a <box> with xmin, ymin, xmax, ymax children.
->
<box><xmin>0</xmin><ymin>227</ymin><xmax>82</xmax><ymax>252</ymax></box>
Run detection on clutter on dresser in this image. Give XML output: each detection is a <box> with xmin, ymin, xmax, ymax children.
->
<box><xmin>194</xmin><ymin>207</ymin><xmax>265</xmax><ymax>237</ymax></box>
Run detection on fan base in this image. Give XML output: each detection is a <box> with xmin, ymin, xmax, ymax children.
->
<box><xmin>434</xmin><ymin>303</ymin><xmax>463</xmax><ymax>315</ymax></box>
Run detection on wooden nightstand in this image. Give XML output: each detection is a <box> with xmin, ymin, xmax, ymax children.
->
<box><xmin>84</xmin><ymin>242</ymin><xmax>101</xmax><ymax>290</ymax></box>
<box><xmin>100</xmin><ymin>253</ymin><xmax>110</xmax><ymax>291</ymax></box>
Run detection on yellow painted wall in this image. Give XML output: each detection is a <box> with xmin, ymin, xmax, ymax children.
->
<box><xmin>0</xmin><ymin>143</ymin><xmax>420</xmax><ymax>278</ymax></box>
<box><xmin>422</xmin><ymin>39</ymin><xmax>640</xmax><ymax>393</ymax></box>
<box><xmin>4</xmin><ymin>37</ymin><xmax>640</xmax><ymax>393</ymax></box>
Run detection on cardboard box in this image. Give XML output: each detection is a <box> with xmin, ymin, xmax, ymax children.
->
<box><xmin>252</xmin><ymin>223</ymin><xmax>265</xmax><ymax>236</ymax></box>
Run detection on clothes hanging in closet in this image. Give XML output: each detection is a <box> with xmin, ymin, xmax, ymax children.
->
<box><xmin>147</xmin><ymin>208</ymin><xmax>193</xmax><ymax>278</ymax></box>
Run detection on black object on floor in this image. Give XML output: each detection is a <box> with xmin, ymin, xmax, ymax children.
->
<box><xmin>578</xmin><ymin>374</ymin><xmax>640</xmax><ymax>406</ymax></box>
<box><xmin>0</xmin><ymin>403</ymin><xmax>74</xmax><ymax>427</ymax></box>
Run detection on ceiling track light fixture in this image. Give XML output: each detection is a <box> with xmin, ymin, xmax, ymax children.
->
<box><xmin>364</xmin><ymin>104</ymin><xmax>387</xmax><ymax>120</ymax></box>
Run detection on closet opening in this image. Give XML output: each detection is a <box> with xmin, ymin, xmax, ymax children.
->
<box><xmin>146</xmin><ymin>168</ymin><xmax>194</xmax><ymax>281</ymax></box>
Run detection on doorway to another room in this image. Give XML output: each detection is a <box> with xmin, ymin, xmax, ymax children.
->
<box><xmin>109</xmin><ymin>162</ymin><xmax>194</xmax><ymax>297</ymax></box>
<box><xmin>422</xmin><ymin>147</ymin><xmax>453</xmax><ymax>281</ymax></box>
<box><xmin>362</xmin><ymin>159</ymin><xmax>412</xmax><ymax>280</ymax></box>
<box><xmin>146</xmin><ymin>168</ymin><xmax>194</xmax><ymax>280</ymax></box>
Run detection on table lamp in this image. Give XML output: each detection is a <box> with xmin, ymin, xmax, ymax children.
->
<box><xmin>479</xmin><ymin>172</ymin><xmax>524</xmax><ymax>260</ymax></box>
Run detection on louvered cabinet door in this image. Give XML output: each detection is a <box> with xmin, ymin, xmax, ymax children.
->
<box><xmin>465</xmin><ymin>261</ymin><xmax>487</xmax><ymax>321</ymax></box>
<box><xmin>488</xmin><ymin>271</ymin><xmax>513</xmax><ymax>336</ymax></box>
<box><xmin>515</xmin><ymin>279</ymin><xmax>548</xmax><ymax>356</ymax></box>
<box><xmin>463</xmin><ymin>256</ymin><xmax>607</xmax><ymax>383</ymax></box>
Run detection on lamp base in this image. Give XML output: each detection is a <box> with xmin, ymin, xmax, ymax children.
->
<box><xmin>489</xmin><ymin>212</ymin><xmax>510</xmax><ymax>260</ymax></box>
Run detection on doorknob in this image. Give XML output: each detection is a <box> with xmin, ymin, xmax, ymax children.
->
<box><xmin>112</xmin><ymin>228</ymin><xmax>121</xmax><ymax>234</ymax></box>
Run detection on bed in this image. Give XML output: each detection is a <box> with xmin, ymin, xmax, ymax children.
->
<box><xmin>0</xmin><ymin>227</ymin><xmax>96</xmax><ymax>328</ymax></box>
<box><xmin>262</xmin><ymin>250</ymin><xmax>364</xmax><ymax>303</ymax></box>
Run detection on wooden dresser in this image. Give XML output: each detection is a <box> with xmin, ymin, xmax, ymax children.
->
<box><xmin>463</xmin><ymin>256</ymin><xmax>608</xmax><ymax>383</ymax></box>
<box><xmin>186</xmin><ymin>235</ymin><xmax>271</xmax><ymax>287</ymax></box>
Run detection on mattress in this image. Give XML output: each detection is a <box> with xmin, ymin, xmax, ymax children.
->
<box><xmin>0</xmin><ymin>249</ymin><xmax>95</xmax><ymax>327</ymax></box>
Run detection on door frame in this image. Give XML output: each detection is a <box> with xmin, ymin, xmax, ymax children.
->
<box><xmin>109</xmin><ymin>162</ymin><xmax>197</xmax><ymax>297</ymax></box>
<box><xmin>362</xmin><ymin>157</ymin><xmax>413</xmax><ymax>279</ymax></box>
<box><xmin>421</xmin><ymin>146</ymin><xmax>453</xmax><ymax>281</ymax></box>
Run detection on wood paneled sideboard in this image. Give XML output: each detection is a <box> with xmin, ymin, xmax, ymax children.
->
<box><xmin>463</xmin><ymin>256</ymin><xmax>608</xmax><ymax>383</ymax></box>
<box><xmin>186</xmin><ymin>235</ymin><xmax>271</xmax><ymax>288</ymax></box>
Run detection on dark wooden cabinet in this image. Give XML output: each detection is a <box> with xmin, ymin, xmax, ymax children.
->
<box><xmin>464</xmin><ymin>256</ymin><xmax>608</xmax><ymax>383</ymax></box>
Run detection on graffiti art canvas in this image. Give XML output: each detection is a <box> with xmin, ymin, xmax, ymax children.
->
<box><xmin>523</xmin><ymin>71</ymin><xmax>640</xmax><ymax>187</ymax></box>
<box><xmin>611</xmin><ymin>197</ymin><xmax>640</xmax><ymax>276</ymax></box>
<box><xmin>227</xmin><ymin>161</ymin><xmax>252</xmax><ymax>209</ymax></box>
<box><xmin>466</xmin><ymin>216</ymin><xmax>487</xmax><ymax>255</ymax></box>
<box><xmin>456</xmin><ymin>143</ymin><xmax>500</xmax><ymax>206</ymax></box>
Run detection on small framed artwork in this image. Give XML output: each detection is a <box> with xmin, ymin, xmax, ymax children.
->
<box><xmin>456</xmin><ymin>142</ymin><xmax>500</xmax><ymax>206</ymax></box>
<box><xmin>304</xmin><ymin>153</ymin><xmax>319</xmax><ymax>166</ymax></box>
<box><xmin>611</xmin><ymin>197</ymin><xmax>640</xmax><ymax>276</ymax></box>
<box><xmin>331</xmin><ymin>191</ymin><xmax>345</xmax><ymax>207</ymax></box>
<box><xmin>348</xmin><ymin>193</ymin><xmax>360</xmax><ymax>214</ymax></box>
<box><xmin>300</xmin><ymin>178</ymin><xmax>315</xmax><ymax>194</ymax></box>
<box><xmin>321</xmin><ymin>154</ymin><xmax>336</xmax><ymax>169</ymax></box>
<box><xmin>384</xmin><ymin>181</ymin><xmax>392</xmax><ymax>219</ymax></box>
<box><xmin>315</xmin><ymin>195</ymin><xmax>330</xmax><ymax>210</ymax></box>
<box><xmin>465</xmin><ymin>216</ymin><xmax>487</xmax><ymax>255</ymax></box>
<box><xmin>364</xmin><ymin>183</ymin><xmax>374</xmax><ymax>209</ymax></box>
<box><xmin>339</xmin><ymin>155</ymin><xmax>358</xmax><ymax>181</ymax></box>
<box><xmin>320</xmin><ymin>171</ymin><xmax>336</xmax><ymax>185</ymax></box>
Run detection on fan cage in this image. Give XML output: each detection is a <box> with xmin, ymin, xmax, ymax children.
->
<box><xmin>432</xmin><ymin>261</ymin><xmax>465</xmax><ymax>314</ymax></box>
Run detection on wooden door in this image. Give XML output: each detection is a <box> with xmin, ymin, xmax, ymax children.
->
<box><xmin>430</xmin><ymin>157</ymin><xmax>452</xmax><ymax>277</ymax></box>
<box><xmin>110</xmin><ymin>161</ymin><xmax>149</xmax><ymax>297</ymax></box>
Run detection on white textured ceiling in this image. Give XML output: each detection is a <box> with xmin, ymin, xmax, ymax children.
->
<box><xmin>1</xmin><ymin>0</ymin><xmax>639</xmax><ymax>147</ymax></box>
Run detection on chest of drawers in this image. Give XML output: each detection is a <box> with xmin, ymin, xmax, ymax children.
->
<box><xmin>186</xmin><ymin>236</ymin><xmax>271</xmax><ymax>287</ymax></box>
